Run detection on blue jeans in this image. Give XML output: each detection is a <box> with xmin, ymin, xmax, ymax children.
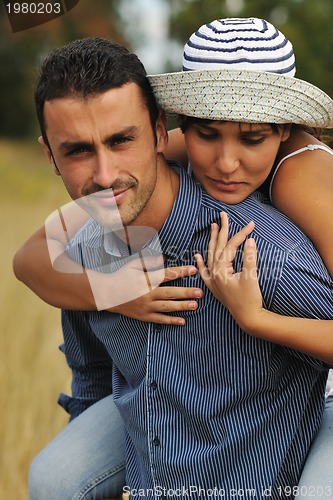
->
<box><xmin>295</xmin><ymin>396</ymin><xmax>333</xmax><ymax>498</ymax></box>
<box><xmin>28</xmin><ymin>396</ymin><xmax>125</xmax><ymax>500</ymax></box>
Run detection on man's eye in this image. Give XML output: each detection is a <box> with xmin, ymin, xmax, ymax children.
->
<box><xmin>112</xmin><ymin>136</ymin><xmax>133</xmax><ymax>146</ymax></box>
<box><xmin>114</xmin><ymin>137</ymin><xmax>128</xmax><ymax>145</ymax></box>
<box><xmin>66</xmin><ymin>147</ymin><xmax>89</xmax><ymax>156</ymax></box>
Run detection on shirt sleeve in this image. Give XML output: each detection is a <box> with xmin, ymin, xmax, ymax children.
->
<box><xmin>269</xmin><ymin>241</ymin><xmax>333</xmax><ymax>369</ymax></box>
<box><xmin>59</xmin><ymin>310</ymin><xmax>113</xmax><ymax>420</ymax></box>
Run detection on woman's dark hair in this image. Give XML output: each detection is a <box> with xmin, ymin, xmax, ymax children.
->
<box><xmin>35</xmin><ymin>37</ymin><xmax>159</xmax><ymax>146</ymax></box>
<box><xmin>178</xmin><ymin>115</ymin><xmax>323</xmax><ymax>139</ymax></box>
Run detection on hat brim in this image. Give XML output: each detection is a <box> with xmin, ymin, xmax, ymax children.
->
<box><xmin>148</xmin><ymin>69</ymin><xmax>333</xmax><ymax>128</ymax></box>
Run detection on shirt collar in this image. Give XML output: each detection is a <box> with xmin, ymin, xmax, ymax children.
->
<box><xmin>104</xmin><ymin>230</ymin><xmax>126</xmax><ymax>257</ymax></box>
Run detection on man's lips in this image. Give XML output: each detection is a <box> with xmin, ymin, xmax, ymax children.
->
<box><xmin>88</xmin><ymin>187</ymin><xmax>131</xmax><ymax>205</ymax></box>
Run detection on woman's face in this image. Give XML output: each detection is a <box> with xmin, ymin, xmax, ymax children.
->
<box><xmin>184</xmin><ymin>120</ymin><xmax>290</xmax><ymax>204</ymax></box>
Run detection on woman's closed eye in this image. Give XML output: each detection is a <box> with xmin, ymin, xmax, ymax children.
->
<box><xmin>241</xmin><ymin>136</ymin><xmax>266</xmax><ymax>146</ymax></box>
<box><xmin>195</xmin><ymin>129</ymin><xmax>219</xmax><ymax>141</ymax></box>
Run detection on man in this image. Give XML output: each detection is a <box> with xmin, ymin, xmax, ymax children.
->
<box><xmin>19</xmin><ymin>37</ymin><xmax>332</xmax><ymax>498</ymax></box>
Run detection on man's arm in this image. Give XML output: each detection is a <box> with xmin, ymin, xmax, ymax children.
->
<box><xmin>60</xmin><ymin>310</ymin><xmax>114</xmax><ymax>420</ymax></box>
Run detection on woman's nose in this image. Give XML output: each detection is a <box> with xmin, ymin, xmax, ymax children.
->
<box><xmin>215</xmin><ymin>147</ymin><xmax>240</xmax><ymax>174</ymax></box>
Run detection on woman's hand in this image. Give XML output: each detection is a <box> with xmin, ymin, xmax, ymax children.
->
<box><xmin>194</xmin><ymin>212</ymin><xmax>333</xmax><ymax>364</ymax></box>
<box><xmin>107</xmin><ymin>263</ymin><xmax>203</xmax><ymax>325</ymax></box>
<box><xmin>195</xmin><ymin>212</ymin><xmax>265</xmax><ymax>332</ymax></box>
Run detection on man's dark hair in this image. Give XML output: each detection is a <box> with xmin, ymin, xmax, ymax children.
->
<box><xmin>35</xmin><ymin>37</ymin><xmax>159</xmax><ymax>146</ymax></box>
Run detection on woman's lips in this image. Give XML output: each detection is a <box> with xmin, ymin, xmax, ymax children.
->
<box><xmin>213</xmin><ymin>180</ymin><xmax>245</xmax><ymax>192</ymax></box>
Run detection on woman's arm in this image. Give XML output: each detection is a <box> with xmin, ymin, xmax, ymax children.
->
<box><xmin>13</xmin><ymin>210</ymin><xmax>97</xmax><ymax>308</ymax></box>
<box><xmin>165</xmin><ymin>128</ymin><xmax>188</xmax><ymax>168</ymax></box>
<box><xmin>195</xmin><ymin>212</ymin><xmax>333</xmax><ymax>364</ymax></box>
<box><xmin>14</xmin><ymin>201</ymin><xmax>98</xmax><ymax>307</ymax></box>
<box><xmin>13</xmin><ymin>212</ymin><xmax>203</xmax><ymax>324</ymax></box>
<box><xmin>272</xmin><ymin>131</ymin><xmax>333</xmax><ymax>277</ymax></box>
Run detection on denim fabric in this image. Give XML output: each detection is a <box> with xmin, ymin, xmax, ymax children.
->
<box><xmin>28</xmin><ymin>395</ymin><xmax>333</xmax><ymax>499</ymax></box>
<box><xmin>295</xmin><ymin>396</ymin><xmax>333</xmax><ymax>499</ymax></box>
<box><xmin>28</xmin><ymin>395</ymin><xmax>125</xmax><ymax>500</ymax></box>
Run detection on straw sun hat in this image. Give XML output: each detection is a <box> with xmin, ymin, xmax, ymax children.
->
<box><xmin>148</xmin><ymin>18</ymin><xmax>333</xmax><ymax>127</ymax></box>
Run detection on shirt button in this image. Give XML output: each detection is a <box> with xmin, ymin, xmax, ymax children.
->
<box><xmin>150</xmin><ymin>380</ymin><xmax>157</xmax><ymax>390</ymax></box>
<box><xmin>155</xmin><ymin>326</ymin><xmax>161</xmax><ymax>333</ymax></box>
<box><xmin>153</xmin><ymin>436</ymin><xmax>160</xmax><ymax>446</ymax></box>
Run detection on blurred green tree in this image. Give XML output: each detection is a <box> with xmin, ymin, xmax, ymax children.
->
<box><xmin>0</xmin><ymin>0</ymin><xmax>125</xmax><ymax>138</ymax></box>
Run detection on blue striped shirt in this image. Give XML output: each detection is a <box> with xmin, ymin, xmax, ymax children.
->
<box><xmin>60</xmin><ymin>164</ymin><xmax>332</xmax><ymax>498</ymax></box>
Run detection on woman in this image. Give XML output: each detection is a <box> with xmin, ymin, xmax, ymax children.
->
<box><xmin>149</xmin><ymin>18</ymin><xmax>333</xmax><ymax>498</ymax></box>
<box><xmin>15</xmin><ymin>18</ymin><xmax>333</xmax><ymax>500</ymax></box>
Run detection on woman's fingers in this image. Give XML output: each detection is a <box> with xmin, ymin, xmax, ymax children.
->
<box><xmin>214</xmin><ymin>211</ymin><xmax>229</xmax><ymax>261</ymax></box>
<box><xmin>145</xmin><ymin>312</ymin><xmax>187</xmax><ymax>326</ymax></box>
<box><xmin>152</xmin><ymin>285</ymin><xmax>203</xmax><ymax>301</ymax></box>
<box><xmin>145</xmin><ymin>286</ymin><xmax>204</xmax><ymax>325</ymax></box>
<box><xmin>194</xmin><ymin>253</ymin><xmax>212</xmax><ymax>289</ymax></box>
<box><xmin>241</xmin><ymin>238</ymin><xmax>258</xmax><ymax>279</ymax></box>
<box><xmin>215</xmin><ymin>215</ymin><xmax>255</xmax><ymax>266</ymax></box>
<box><xmin>207</xmin><ymin>222</ymin><xmax>220</xmax><ymax>269</ymax></box>
<box><xmin>162</xmin><ymin>265</ymin><xmax>197</xmax><ymax>282</ymax></box>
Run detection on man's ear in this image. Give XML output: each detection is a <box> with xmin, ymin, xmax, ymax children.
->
<box><xmin>155</xmin><ymin>109</ymin><xmax>168</xmax><ymax>154</ymax></box>
<box><xmin>38</xmin><ymin>136</ymin><xmax>60</xmax><ymax>175</ymax></box>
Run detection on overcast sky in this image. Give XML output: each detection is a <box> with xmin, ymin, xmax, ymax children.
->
<box><xmin>118</xmin><ymin>0</ymin><xmax>183</xmax><ymax>73</ymax></box>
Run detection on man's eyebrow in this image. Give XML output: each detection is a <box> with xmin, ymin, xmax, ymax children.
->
<box><xmin>58</xmin><ymin>127</ymin><xmax>139</xmax><ymax>152</ymax></box>
<box><xmin>103</xmin><ymin>126</ymin><xmax>138</xmax><ymax>144</ymax></box>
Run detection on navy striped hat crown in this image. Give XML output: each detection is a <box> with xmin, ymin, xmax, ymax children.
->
<box><xmin>182</xmin><ymin>18</ymin><xmax>296</xmax><ymax>76</ymax></box>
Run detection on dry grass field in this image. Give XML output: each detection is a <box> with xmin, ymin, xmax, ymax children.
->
<box><xmin>0</xmin><ymin>140</ymin><xmax>71</xmax><ymax>498</ymax></box>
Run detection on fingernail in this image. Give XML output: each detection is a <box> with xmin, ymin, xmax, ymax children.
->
<box><xmin>193</xmin><ymin>289</ymin><xmax>202</xmax><ymax>298</ymax></box>
<box><xmin>189</xmin><ymin>301</ymin><xmax>198</xmax><ymax>309</ymax></box>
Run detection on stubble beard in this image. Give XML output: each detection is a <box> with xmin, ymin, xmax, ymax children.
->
<box><xmin>76</xmin><ymin>164</ymin><xmax>158</xmax><ymax>230</ymax></box>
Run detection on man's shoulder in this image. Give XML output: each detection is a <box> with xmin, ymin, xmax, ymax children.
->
<box><xmin>200</xmin><ymin>190</ymin><xmax>311</xmax><ymax>253</ymax></box>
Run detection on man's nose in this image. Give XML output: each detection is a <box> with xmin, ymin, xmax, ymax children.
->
<box><xmin>93</xmin><ymin>152</ymin><xmax>118</xmax><ymax>188</ymax></box>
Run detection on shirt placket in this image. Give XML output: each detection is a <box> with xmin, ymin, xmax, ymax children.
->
<box><xmin>145</xmin><ymin>322</ymin><xmax>167</xmax><ymax>498</ymax></box>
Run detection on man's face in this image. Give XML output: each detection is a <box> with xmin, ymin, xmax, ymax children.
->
<box><xmin>41</xmin><ymin>83</ymin><xmax>167</xmax><ymax>228</ymax></box>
